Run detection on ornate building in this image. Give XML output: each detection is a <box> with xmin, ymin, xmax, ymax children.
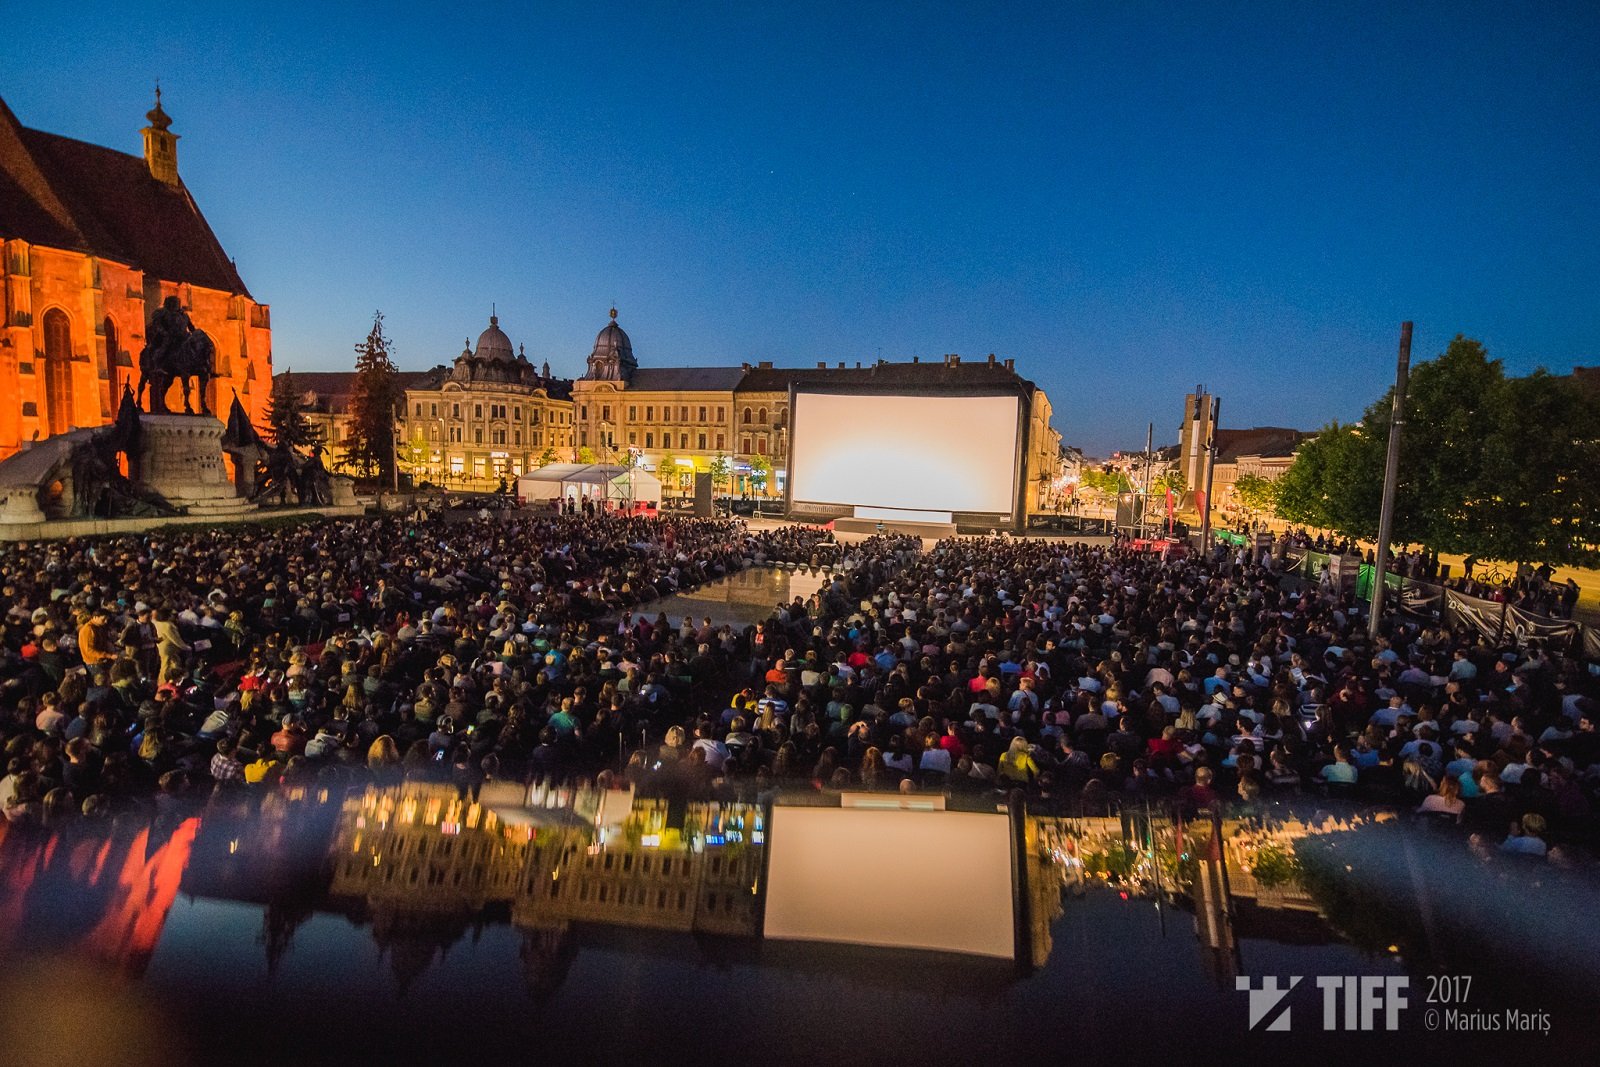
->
<box><xmin>283</xmin><ymin>306</ymin><xmax>1061</xmax><ymax>511</ymax></box>
<box><xmin>571</xmin><ymin>308</ymin><xmax>743</xmax><ymax>495</ymax></box>
<box><xmin>398</xmin><ymin>314</ymin><xmax>574</xmax><ymax>486</ymax></box>
<box><xmin>0</xmin><ymin>92</ymin><xmax>271</xmax><ymax>459</ymax></box>
<box><xmin>283</xmin><ymin>314</ymin><xmax>574</xmax><ymax>488</ymax></box>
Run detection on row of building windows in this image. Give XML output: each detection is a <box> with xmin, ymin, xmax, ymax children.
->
<box><xmin>584</xmin><ymin>403</ymin><xmax>750</xmax><ymax>424</ymax></box>
<box><xmin>410</xmin><ymin>400</ymin><xmax>569</xmax><ymax>425</ymax></box>
<box><xmin>580</xmin><ymin>429</ymin><xmax>735</xmax><ymax>452</ymax></box>
<box><xmin>414</xmin><ymin>425</ymin><xmax>566</xmax><ymax>447</ymax></box>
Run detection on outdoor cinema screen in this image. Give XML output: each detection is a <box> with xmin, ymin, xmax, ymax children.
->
<box><xmin>762</xmin><ymin>805</ymin><xmax>1017</xmax><ymax>958</ymax></box>
<box><xmin>789</xmin><ymin>392</ymin><xmax>1020</xmax><ymax>513</ymax></box>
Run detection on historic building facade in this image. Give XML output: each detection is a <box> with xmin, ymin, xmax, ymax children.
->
<box><xmin>398</xmin><ymin>314</ymin><xmax>574</xmax><ymax>486</ymax></box>
<box><xmin>571</xmin><ymin>309</ymin><xmax>743</xmax><ymax>496</ymax></box>
<box><xmin>284</xmin><ymin>307</ymin><xmax>1061</xmax><ymax>511</ymax></box>
<box><xmin>0</xmin><ymin>93</ymin><xmax>271</xmax><ymax>459</ymax></box>
<box><xmin>283</xmin><ymin>314</ymin><xmax>574</xmax><ymax>488</ymax></box>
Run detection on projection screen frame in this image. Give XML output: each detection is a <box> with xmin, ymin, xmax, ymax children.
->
<box><xmin>755</xmin><ymin>794</ymin><xmax>1031</xmax><ymax>966</ymax></box>
<box><xmin>782</xmin><ymin>381</ymin><xmax>1031</xmax><ymax>531</ymax></box>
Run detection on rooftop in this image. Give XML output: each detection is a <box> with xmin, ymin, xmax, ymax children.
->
<box><xmin>0</xmin><ymin>95</ymin><xmax>249</xmax><ymax>296</ymax></box>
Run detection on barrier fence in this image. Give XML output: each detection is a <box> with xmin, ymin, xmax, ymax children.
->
<box><xmin>1271</xmin><ymin>544</ymin><xmax>1600</xmax><ymax>658</ymax></box>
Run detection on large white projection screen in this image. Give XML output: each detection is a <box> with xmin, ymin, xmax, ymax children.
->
<box><xmin>789</xmin><ymin>392</ymin><xmax>1019</xmax><ymax>513</ymax></box>
<box><xmin>762</xmin><ymin>806</ymin><xmax>1016</xmax><ymax>959</ymax></box>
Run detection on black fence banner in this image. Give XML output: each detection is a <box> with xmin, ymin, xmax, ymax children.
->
<box><xmin>1505</xmin><ymin>605</ymin><xmax>1580</xmax><ymax>648</ymax></box>
<box><xmin>1445</xmin><ymin>589</ymin><xmax>1506</xmax><ymax>642</ymax></box>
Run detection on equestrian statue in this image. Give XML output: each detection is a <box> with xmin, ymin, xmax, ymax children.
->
<box><xmin>137</xmin><ymin>295</ymin><xmax>216</xmax><ymax>415</ymax></box>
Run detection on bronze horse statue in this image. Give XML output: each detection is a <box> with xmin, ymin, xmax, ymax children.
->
<box><xmin>137</xmin><ymin>295</ymin><xmax>217</xmax><ymax>415</ymax></box>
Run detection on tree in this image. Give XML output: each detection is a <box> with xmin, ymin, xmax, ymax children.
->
<box><xmin>1152</xmin><ymin>470</ymin><xmax>1187</xmax><ymax>495</ymax></box>
<box><xmin>1473</xmin><ymin>370</ymin><xmax>1600</xmax><ymax>566</ymax></box>
<box><xmin>535</xmin><ymin>446</ymin><xmax>558</xmax><ymax>469</ymax></box>
<box><xmin>1232</xmin><ymin>473</ymin><xmax>1280</xmax><ymax>522</ymax></box>
<box><xmin>343</xmin><ymin>311</ymin><xmax>402</xmax><ymax>486</ymax></box>
<box><xmin>1274</xmin><ymin>335</ymin><xmax>1600</xmax><ymax>565</ymax></box>
<box><xmin>658</xmin><ymin>456</ymin><xmax>682</xmax><ymax>497</ymax></box>
<box><xmin>1080</xmin><ymin>468</ymin><xmax>1132</xmax><ymax>497</ymax></box>
<box><xmin>265</xmin><ymin>370</ymin><xmax>321</xmax><ymax>451</ymax></box>
<box><xmin>576</xmin><ymin>446</ymin><xmax>598</xmax><ymax>464</ymax></box>
<box><xmin>749</xmin><ymin>453</ymin><xmax>773</xmax><ymax>495</ymax></box>
<box><xmin>710</xmin><ymin>453</ymin><xmax>733</xmax><ymax>495</ymax></box>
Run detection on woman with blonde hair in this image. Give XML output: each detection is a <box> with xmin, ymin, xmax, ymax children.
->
<box><xmin>998</xmin><ymin>736</ymin><xmax>1039</xmax><ymax>786</ymax></box>
<box><xmin>657</xmin><ymin>725</ymin><xmax>687</xmax><ymax>764</ymax></box>
<box><xmin>1417</xmin><ymin>774</ymin><xmax>1464</xmax><ymax>823</ymax></box>
<box><xmin>367</xmin><ymin>735</ymin><xmax>401</xmax><ymax>776</ymax></box>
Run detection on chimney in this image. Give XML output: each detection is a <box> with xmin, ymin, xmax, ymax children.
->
<box><xmin>912</xmin><ymin>356</ymin><xmax>919</xmax><ymax>363</ymax></box>
<box><xmin>1003</xmin><ymin>358</ymin><xmax>1014</xmax><ymax>371</ymax></box>
<box><xmin>758</xmin><ymin>360</ymin><xmax>773</xmax><ymax>370</ymax></box>
<box><xmin>987</xmin><ymin>353</ymin><xmax>996</xmax><ymax>366</ymax></box>
<box><xmin>855</xmin><ymin>361</ymin><xmax>861</xmax><ymax>369</ymax></box>
<box><xmin>817</xmin><ymin>361</ymin><xmax>827</xmax><ymax>369</ymax></box>
<box><xmin>141</xmin><ymin>87</ymin><xmax>180</xmax><ymax>186</ymax></box>
<box><xmin>949</xmin><ymin>354</ymin><xmax>960</xmax><ymax>366</ymax></box>
<box><xmin>741</xmin><ymin>362</ymin><xmax>751</xmax><ymax>371</ymax></box>
<box><xmin>837</xmin><ymin>362</ymin><xmax>844</xmax><ymax>369</ymax></box>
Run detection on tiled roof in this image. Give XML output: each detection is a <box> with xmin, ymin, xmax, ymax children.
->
<box><xmin>626</xmin><ymin>367</ymin><xmax>748</xmax><ymax>391</ymax></box>
<box><xmin>1214</xmin><ymin>427</ymin><xmax>1306</xmax><ymax>462</ymax></box>
<box><xmin>735</xmin><ymin>359</ymin><xmax>1036</xmax><ymax>394</ymax></box>
<box><xmin>0</xmin><ymin>95</ymin><xmax>248</xmax><ymax>295</ymax></box>
<box><xmin>276</xmin><ymin>371</ymin><xmax>432</xmax><ymax>413</ymax></box>
<box><xmin>276</xmin><ymin>369</ymin><xmax>570</xmax><ymax>411</ymax></box>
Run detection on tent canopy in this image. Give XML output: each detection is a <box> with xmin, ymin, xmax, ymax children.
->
<box><xmin>521</xmin><ymin>463</ymin><xmax>629</xmax><ymax>485</ymax></box>
<box><xmin>517</xmin><ymin>464</ymin><xmax>661</xmax><ymax>503</ymax></box>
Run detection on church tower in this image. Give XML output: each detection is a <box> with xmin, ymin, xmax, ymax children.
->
<box><xmin>141</xmin><ymin>87</ymin><xmax>180</xmax><ymax>186</ymax></box>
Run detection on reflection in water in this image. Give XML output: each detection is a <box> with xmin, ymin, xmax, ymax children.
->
<box><xmin>0</xmin><ymin>815</ymin><xmax>199</xmax><ymax>977</ymax></box>
<box><xmin>318</xmin><ymin>783</ymin><xmax>768</xmax><ymax>997</ymax></box>
<box><xmin>2</xmin><ymin>786</ymin><xmax>1598</xmax><ymax>1061</ymax></box>
<box><xmin>634</xmin><ymin>565</ymin><xmax>832</xmax><ymax>627</ymax></box>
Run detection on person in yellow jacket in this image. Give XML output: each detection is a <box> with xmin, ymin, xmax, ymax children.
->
<box><xmin>998</xmin><ymin>736</ymin><xmax>1040</xmax><ymax>786</ymax></box>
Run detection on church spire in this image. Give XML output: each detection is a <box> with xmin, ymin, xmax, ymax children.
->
<box><xmin>142</xmin><ymin>85</ymin><xmax>180</xmax><ymax>185</ymax></box>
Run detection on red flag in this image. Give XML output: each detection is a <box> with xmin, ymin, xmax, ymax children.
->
<box><xmin>1195</xmin><ymin>489</ymin><xmax>1207</xmax><ymax>516</ymax></box>
<box><xmin>1165</xmin><ymin>488</ymin><xmax>1175</xmax><ymax>520</ymax></box>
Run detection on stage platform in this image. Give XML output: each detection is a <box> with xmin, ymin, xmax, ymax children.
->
<box><xmin>833</xmin><ymin>515</ymin><xmax>958</xmax><ymax>540</ymax></box>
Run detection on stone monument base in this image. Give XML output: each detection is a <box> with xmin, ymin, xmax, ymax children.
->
<box><xmin>138</xmin><ymin>414</ymin><xmax>255</xmax><ymax>519</ymax></box>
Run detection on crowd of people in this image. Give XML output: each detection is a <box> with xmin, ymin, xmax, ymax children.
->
<box><xmin>1</xmin><ymin>512</ymin><xmax>1597</xmax><ymax>867</ymax></box>
<box><xmin>1280</xmin><ymin>526</ymin><xmax>1584</xmax><ymax>618</ymax></box>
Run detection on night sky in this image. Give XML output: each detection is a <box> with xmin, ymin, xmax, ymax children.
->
<box><xmin>7</xmin><ymin>1</ymin><xmax>1598</xmax><ymax>453</ymax></box>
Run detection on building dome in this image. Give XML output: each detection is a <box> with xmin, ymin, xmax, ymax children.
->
<box><xmin>592</xmin><ymin>313</ymin><xmax>632</xmax><ymax>364</ymax></box>
<box><xmin>474</xmin><ymin>314</ymin><xmax>515</xmax><ymax>362</ymax></box>
<box><xmin>583</xmin><ymin>307</ymin><xmax>637</xmax><ymax>382</ymax></box>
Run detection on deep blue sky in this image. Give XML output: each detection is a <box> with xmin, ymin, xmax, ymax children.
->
<box><xmin>8</xmin><ymin>1</ymin><xmax>1599</xmax><ymax>452</ymax></box>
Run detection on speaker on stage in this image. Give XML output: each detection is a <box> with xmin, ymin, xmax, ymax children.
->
<box><xmin>693</xmin><ymin>472</ymin><xmax>713</xmax><ymax>517</ymax></box>
<box><xmin>1114</xmin><ymin>492</ymin><xmax>1143</xmax><ymax>529</ymax></box>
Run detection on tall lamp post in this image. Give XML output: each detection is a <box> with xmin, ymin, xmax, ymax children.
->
<box><xmin>1368</xmin><ymin>322</ymin><xmax>1413</xmax><ymax>642</ymax></box>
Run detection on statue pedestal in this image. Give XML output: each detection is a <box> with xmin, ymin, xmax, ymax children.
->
<box><xmin>138</xmin><ymin>415</ymin><xmax>254</xmax><ymax>519</ymax></box>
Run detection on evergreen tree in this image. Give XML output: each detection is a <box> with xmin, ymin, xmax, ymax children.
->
<box><xmin>265</xmin><ymin>370</ymin><xmax>321</xmax><ymax>451</ymax></box>
<box><xmin>344</xmin><ymin>311</ymin><xmax>402</xmax><ymax>485</ymax></box>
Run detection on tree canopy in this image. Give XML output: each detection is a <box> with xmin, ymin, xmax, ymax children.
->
<box><xmin>1274</xmin><ymin>335</ymin><xmax>1600</xmax><ymax>565</ymax></box>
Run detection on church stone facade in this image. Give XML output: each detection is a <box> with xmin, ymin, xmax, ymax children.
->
<box><xmin>0</xmin><ymin>93</ymin><xmax>272</xmax><ymax>459</ymax></box>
